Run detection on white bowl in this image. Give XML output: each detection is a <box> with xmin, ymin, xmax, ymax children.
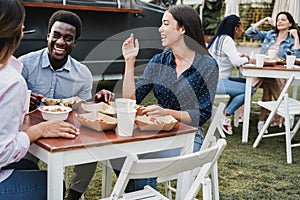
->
<box><xmin>38</xmin><ymin>105</ymin><xmax>72</xmax><ymax>121</ymax></box>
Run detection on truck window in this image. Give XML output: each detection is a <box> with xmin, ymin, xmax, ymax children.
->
<box><xmin>138</xmin><ymin>0</ymin><xmax>176</xmax><ymax>8</ymax></box>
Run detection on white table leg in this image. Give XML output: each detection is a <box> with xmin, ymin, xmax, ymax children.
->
<box><xmin>175</xmin><ymin>133</ymin><xmax>195</xmax><ymax>200</ymax></box>
<box><xmin>47</xmin><ymin>152</ymin><xmax>64</xmax><ymax>200</ymax></box>
<box><xmin>242</xmin><ymin>76</ymin><xmax>253</xmax><ymax>143</ymax></box>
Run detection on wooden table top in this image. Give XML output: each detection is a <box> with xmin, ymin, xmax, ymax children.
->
<box><xmin>22</xmin><ymin>110</ymin><xmax>197</xmax><ymax>153</ymax></box>
<box><xmin>242</xmin><ymin>64</ymin><xmax>300</xmax><ymax>71</ymax></box>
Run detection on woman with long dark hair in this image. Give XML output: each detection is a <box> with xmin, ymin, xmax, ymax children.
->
<box><xmin>208</xmin><ymin>14</ymin><xmax>253</xmax><ymax>135</ymax></box>
<box><xmin>246</xmin><ymin>11</ymin><xmax>300</xmax><ymax>133</ymax></box>
<box><xmin>112</xmin><ymin>4</ymin><xmax>219</xmax><ymax>192</ymax></box>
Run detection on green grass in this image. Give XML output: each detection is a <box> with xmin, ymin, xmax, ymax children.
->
<box><xmin>55</xmin><ymin>81</ymin><xmax>300</xmax><ymax>199</ymax></box>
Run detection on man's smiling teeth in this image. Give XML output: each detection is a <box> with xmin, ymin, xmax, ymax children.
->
<box><xmin>54</xmin><ymin>46</ymin><xmax>65</xmax><ymax>53</ymax></box>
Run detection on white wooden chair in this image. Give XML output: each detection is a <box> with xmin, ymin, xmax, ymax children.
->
<box><xmin>253</xmin><ymin>75</ymin><xmax>300</xmax><ymax>163</ymax></box>
<box><xmin>107</xmin><ymin>103</ymin><xmax>226</xmax><ymax>200</ymax></box>
<box><xmin>163</xmin><ymin>103</ymin><xmax>226</xmax><ymax>200</ymax></box>
<box><xmin>108</xmin><ymin>138</ymin><xmax>226</xmax><ymax>200</ymax></box>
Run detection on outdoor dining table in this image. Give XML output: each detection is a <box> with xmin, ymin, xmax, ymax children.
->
<box><xmin>240</xmin><ymin>64</ymin><xmax>300</xmax><ymax>143</ymax></box>
<box><xmin>21</xmin><ymin>110</ymin><xmax>197</xmax><ymax>200</ymax></box>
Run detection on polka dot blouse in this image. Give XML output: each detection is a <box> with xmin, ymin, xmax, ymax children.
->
<box><xmin>135</xmin><ymin>50</ymin><xmax>219</xmax><ymax>128</ymax></box>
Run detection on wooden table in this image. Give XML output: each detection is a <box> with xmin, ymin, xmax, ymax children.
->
<box><xmin>22</xmin><ymin>111</ymin><xmax>197</xmax><ymax>200</ymax></box>
<box><xmin>240</xmin><ymin>64</ymin><xmax>300</xmax><ymax>143</ymax></box>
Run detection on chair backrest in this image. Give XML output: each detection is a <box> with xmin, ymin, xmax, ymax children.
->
<box><xmin>110</xmin><ymin>139</ymin><xmax>227</xmax><ymax>200</ymax></box>
<box><xmin>201</xmin><ymin>102</ymin><xmax>226</xmax><ymax>151</ymax></box>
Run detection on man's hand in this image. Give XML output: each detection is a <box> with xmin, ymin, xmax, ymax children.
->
<box><xmin>29</xmin><ymin>92</ymin><xmax>44</xmax><ymax>111</ymax></box>
<box><xmin>94</xmin><ymin>89</ymin><xmax>115</xmax><ymax>103</ymax></box>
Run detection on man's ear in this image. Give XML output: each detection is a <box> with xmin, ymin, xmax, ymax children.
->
<box><xmin>73</xmin><ymin>40</ymin><xmax>77</xmax><ymax>47</ymax></box>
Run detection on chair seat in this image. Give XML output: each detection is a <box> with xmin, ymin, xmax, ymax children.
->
<box><xmin>258</xmin><ymin>98</ymin><xmax>300</xmax><ymax>117</ymax></box>
<box><xmin>102</xmin><ymin>186</ymin><xmax>168</xmax><ymax>200</ymax></box>
<box><xmin>122</xmin><ymin>186</ymin><xmax>169</xmax><ymax>200</ymax></box>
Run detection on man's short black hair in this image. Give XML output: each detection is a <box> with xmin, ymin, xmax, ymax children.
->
<box><xmin>48</xmin><ymin>10</ymin><xmax>82</xmax><ymax>40</ymax></box>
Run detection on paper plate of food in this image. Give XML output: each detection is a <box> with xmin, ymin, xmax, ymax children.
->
<box><xmin>41</xmin><ymin>97</ymin><xmax>61</xmax><ymax>106</ymax></box>
<box><xmin>263</xmin><ymin>59</ymin><xmax>276</xmax><ymax>66</ymax></box>
<box><xmin>81</xmin><ymin>102</ymin><xmax>116</xmax><ymax>115</ymax></box>
<box><xmin>135</xmin><ymin>115</ymin><xmax>178</xmax><ymax>131</ymax></box>
<box><xmin>42</xmin><ymin>96</ymin><xmax>82</xmax><ymax>108</ymax></box>
<box><xmin>276</xmin><ymin>58</ymin><xmax>286</xmax><ymax>65</ymax></box>
<box><xmin>75</xmin><ymin>112</ymin><xmax>117</xmax><ymax>131</ymax></box>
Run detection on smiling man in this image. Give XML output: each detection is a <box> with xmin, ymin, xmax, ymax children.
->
<box><xmin>18</xmin><ymin>10</ymin><xmax>98</xmax><ymax>200</ymax></box>
<box><xmin>19</xmin><ymin>10</ymin><xmax>93</xmax><ymax>111</ymax></box>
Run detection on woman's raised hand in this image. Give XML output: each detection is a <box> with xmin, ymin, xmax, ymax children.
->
<box><xmin>289</xmin><ymin>29</ymin><xmax>299</xmax><ymax>39</ymax></box>
<box><xmin>122</xmin><ymin>33</ymin><xmax>139</xmax><ymax>61</ymax></box>
<box><xmin>262</xmin><ymin>17</ymin><xmax>274</xmax><ymax>26</ymax></box>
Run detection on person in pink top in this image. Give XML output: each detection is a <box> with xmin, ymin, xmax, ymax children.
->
<box><xmin>0</xmin><ymin>0</ymin><xmax>79</xmax><ymax>199</ymax></box>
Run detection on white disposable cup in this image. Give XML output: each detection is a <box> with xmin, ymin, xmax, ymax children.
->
<box><xmin>115</xmin><ymin>98</ymin><xmax>136</xmax><ymax>112</ymax></box>
<box><xmin>25</xmin><ymin>90</ymin><xmax>31</xmax><ymax>114</ymax></box>
<box><xmin>286</xmin><ymin>55</ymin><xmax>296</xmax><ymax>69</ymax></box>
<box><xmin>267</xmin><ymin>50</ymin><xmax>276</xmax><ymax>59</ymax></box>
<box><xmin>116</xmin><ymin>110</ymin><xmax>136</xmax><ymax>136</ymax></box>
<box><xmin>256</xmin><ymin>54</ymin><xmax>265</xmax><ymax>67</ymax></box>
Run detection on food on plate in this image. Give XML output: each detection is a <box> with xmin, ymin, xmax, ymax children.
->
<box><xmin>276</xmin><ymin>58</ymin><xmax>286</xmax><ymax>65</ymax></box>
<box><xmin>263</xmin><ymin>59</ymin><xmax>276</xmax><ymax>66</ymax></box>
<box><xmin>61</xmin><ymin>97</ymin><xmax>79</xmax><ymax>107</ymax></box>
<box><xmin>135</xmin><ymin>115</ymin><xmax>178</xmax><ymax>131</ymax></box>
<box><xmin>149</xmin><ymin>117</ymin><xmax>166</xmax><ymax>124</ymax></box>
<box><xmin>42</xmin><ymin>107</ymin><xmax>68</xmax><ymax>112</ymax></box>
<box><xmin>38</xmin><ymin>105</ymin><xmax>72</xmax><ymax>121</ymax></box>
<box><xmin>41</xmin><ymin>97</ymin><xmax>61</xmax><ymax>106</ymax></box>
<box><xmin>81</xmin><ymin>102</ymin><xmax>142</xmax><ymax>116</ymax></box>
<box><xmin>75</xmin><ymin>112</ymin><xmax>117</xmax><ymax>131</ymax></box>
<box><xmin>41</xmin><ymin>96</ymin><xmax>82</xmax><ymax>108</ymax></box>
<box><xmin>296</xmin><ymin>58</ymin><xmax>300</xmax><ymax>65</ymax></box>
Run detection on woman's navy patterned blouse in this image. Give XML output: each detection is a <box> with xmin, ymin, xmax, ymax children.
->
<box><xmin>135</xmin><ymin>50</ymin><xmax>219</xmax><ymax>128</ymax></box>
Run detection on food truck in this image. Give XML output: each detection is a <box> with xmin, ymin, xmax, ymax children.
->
<box><xmin>17</xmin><ymin>0</ymin><xmax>170</xmax><ymax>92</ymax></box>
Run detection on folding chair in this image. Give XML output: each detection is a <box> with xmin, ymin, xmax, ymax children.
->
<box><xmin>253</xmin><ymin>75</ymin><xmax>300</xmax><ymax>163</ymax></box>
<box><xmin>163</xmin><ymin>103</ymin><xmax>226</xmax><ymax>200</ymax></box>
<box><xmin>108</xmin><ymin>139</ymin><xmax>227</xmax><ymax>200</ymax></box>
